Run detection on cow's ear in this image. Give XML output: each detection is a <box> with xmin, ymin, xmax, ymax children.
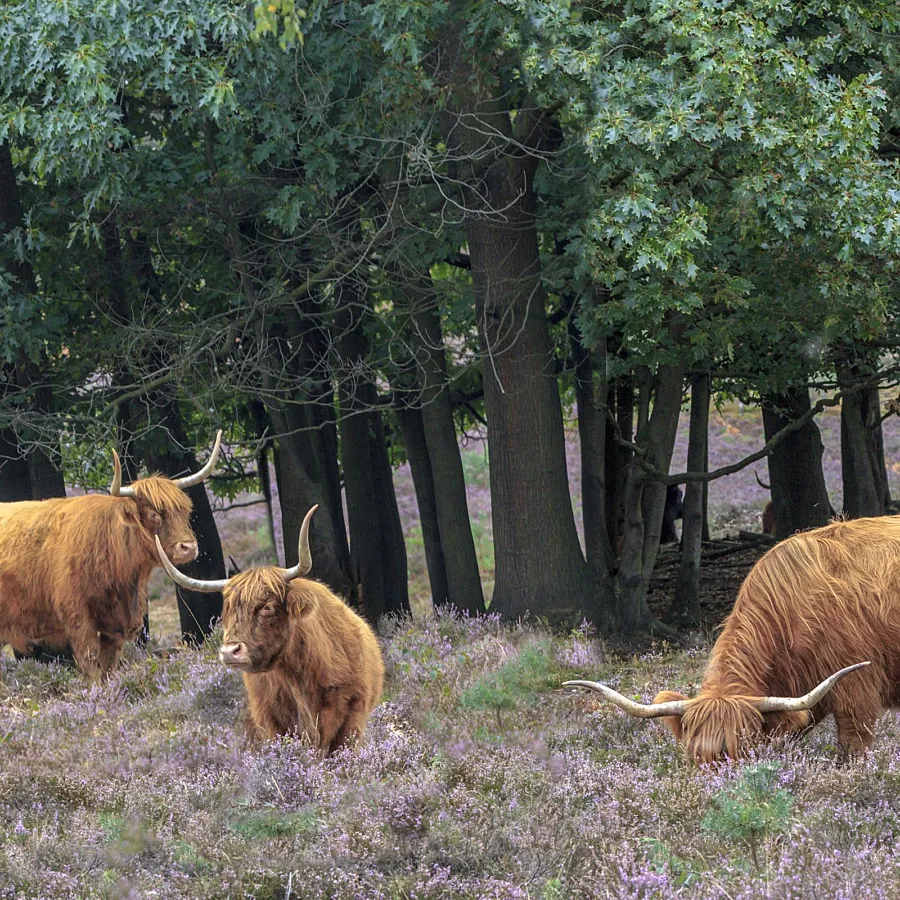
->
<box><xmin>653</xmin><ymin>690</ymin><xmax>688</xmax><ymax>742</ymax></box>
<box><xmin>288</xmin><ymin>584</ymin><xmax>317</xmax><ymax>617</ymax></box>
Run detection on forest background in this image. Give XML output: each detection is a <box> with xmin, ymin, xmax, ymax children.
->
<box><xmin>2</xmin><ymin>0</ymin><xmax>900</xmax><ymax>643</ymax></box>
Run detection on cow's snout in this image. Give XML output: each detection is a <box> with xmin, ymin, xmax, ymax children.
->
<box><xmin>220</xmin><ymin>642</ymin><xmax>248</xmax><ymax>668</ymax></box>
<box><xmin>172</xmin><ymin>541</ymin><xmax>199</xmax><ymax>563</ymax></box>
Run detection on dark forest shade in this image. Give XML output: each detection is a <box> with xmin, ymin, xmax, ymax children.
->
<box><xmin>334</xmin><ymin>273</ymin><xmax>410</xmax><ymax>622</ymax></box>
<box><xmin>395</xmin><ymin>403</ymin><xmax>451</xmax><ymax>609</ymax></box>
<box><xmin>671</xmin><ymin>372</ymin><xmax>710</xmax><ymax>626</ymax></box>
<box><xmin>394</xmin><ymin>273</ymin><xmax>485</xmax><ymax>614</ymax></box>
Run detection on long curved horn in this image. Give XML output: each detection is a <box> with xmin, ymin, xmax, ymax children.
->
<box><xmin>172</xmin><ymin>430</ymin><xmax>223</xmax><ymax>490</ymax></box>
<box><xmin>754</xmin><ymin>471</ymin><xmax>771</xmax><ymax>491</ymax></box>
<box><xmin>756</xmin><ymin>662</ymin><xmax>870</xmax><ymax>713</ymax></box>
<box><xmin>155</xmin><ymin>536</ymin><xmax>230</xmax><ymax>593</ymax></box>
<box><xmin>110</xmin><ymin>450</ymin><xmax>136</xmax><ymax>498</ymax></box>
<box><xmin>277</xmin><ymin>505</ymin><xmax>317</xmax><ymax>582</ymax></box>
<box><xmin>562</xmin><ymin>680</ymin><xmax>689</xmax><ymax>718</ymax></box>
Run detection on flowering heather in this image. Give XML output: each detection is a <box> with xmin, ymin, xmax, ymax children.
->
<box><xmin>3</xmin><ymin>610</ymin><xmax>900</xmax><ymax>899</ymax></box>
<box><xmin>7</xmin><ymin>403</ymin><xmax>900</xmax><ymax>897</ymax></box>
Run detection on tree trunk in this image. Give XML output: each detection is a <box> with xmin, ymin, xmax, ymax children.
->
<box><xmin>617</xmin><ymin>364</ymin><xmax>685</xmax><ymax>632</ymax></box>
<box><xmin>334</xmin><ymin>274</ymin><xmax>410</xmax><ymax>622</ymax></box>
<box><xmin>671</xmin><ymin>372</ymin><xmax>709</xmax><ymax>625</ymax></box>
<box><xmin>701</xmin><ymin>476</ymin><xmax>711</xmax><ymax>543</ymax></box>
<box><xmin>762</xmin><ymin>387</ymin><xmax>833</xmax><ymax>539</ymax></box>
<box><xmin>395</xmin><ymin>272</ymin><xmax>484</xmax><ymax>613</ymax></box>
<box><xmin>838</xmin><ymin>363</ymin><xmax>882</xmax><ymax>519</ymax></box>
<box><xmin>0</xmin><ymin>381</ymin><xmax>32</xmax><ymax>501</ymax></box>
<box><xmin>864</xmin><ymin>384</ymin><xmax>891</xmax><ymax>508</ymax></box>
<box><xmin>270</xmin><ymin>424</ymin><xmax>352</xmax><ymax>593</ymax></box>
<box><xmin>21</xmin><ymin>360</ymin><xmax>65</xmax><ymax>499</ymax></box>
<box><xmin>395</xmin><ymin>404</ymin><xmax>450</xmax><ymax>608</ymax></box>
<box><xmin>256</xmin><ymin>444</ymin><xmax>277</xmax><ymax>555</ymax></box>
<box><xmin>438</xmin><ymin>85</ymin><xmax>596</xmax><ymax>627</ymax></box>
<box><xmin>573</xmin><ymin>326</ymin><xmax>613</xmax><ymax>575</ymax></box>
<box><xmin>253</xmin><ymin>302</ymin><xmax>352</xmax><ymax>595</ymax></box>
<box><xmin>605</xmin><ymin>375</ymin><xmax>633</xmax><ymax>555</ymax></box>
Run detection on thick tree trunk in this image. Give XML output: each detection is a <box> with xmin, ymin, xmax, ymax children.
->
<box><xmin>671</xmin><ymin>372</ymin><xmax>709</xmax><ymax>625</ymax></box>
<box><xmin>437</xmin><ymin>132</ymin><xmax>595</xmax><ymax>625</ymax></box>
<box><xmin>838</xmin><ymin>363</ymin><xmax>882</xmax><ymax>518</ymax></box>
<box><xmin>395</xmin><ymin>404</ymin><xmax>450</xmax><ymax>608</ymax></box>
<box><xmin>469</xmin><ymin>213</ymin><xmax>595</xmax><ymax>624</ymax></box>
<box><xmin>334</xmin><ymin>274</ymin><xmax>410</xmax><ymax>622</ymax></box>
<box><xmin>617</xmin><ymin>364</ymin><xmax>685</xmax><ymax>632</ymax></box>
<box><xmin>396</xmin><ymin>273</ymin><xmax>484</xmax><ymax>613</ymax></box>
<box><xmin>864</xmin><ymin>384</ymin><xmax>891</xmax><ymax>508</ymax></box>
<box><xmin>254</xmin><ymin>304</ymin><xmax>352</xmax><ymax>594</ymax></box>
<box><xmin>21</xmin><ymin>361</ymin><xmax>65</xmax><ymax>500</ymax></box>
<box><xmin>270</xmin><ymin>422</ymin><xmax>353</xmax><ymax>599</ymax></box>
<box><xmin>762</xmin><ymin>388</ymin><xmax>833</xmax><ymax>539</ymax></box>
<box><xmin>0</xmin><ymin>384</ymin><xmax>31</xmax><ymax>501</ymax></box>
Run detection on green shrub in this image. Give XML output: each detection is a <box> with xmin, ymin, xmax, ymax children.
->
<box><xmin>702</xmin><ymin>762</ymin><xmax>794</xmax><ymax>870</ymax></box>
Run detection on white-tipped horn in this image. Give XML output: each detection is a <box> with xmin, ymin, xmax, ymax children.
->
<box><xmin>172</xmin><ymin>430</ymin><xmax>223</xmax><ymax>490</ymax></box>
<box><xmin>155</xmin><ymin>536</ymin><xmax>229</xmax><ymax>593</ymax></box>
<box><xmin>110</xmin><ymin>450</ymin><xmax>136</xmax><ymax>498</ymax></box>
<box><xmin>277</xmin><ymin>505</ymin><xmax>317</xmax><ymax>582</ymax></box>
<box><xmin>563</xmin><ymin>680</ymin><xmax>689</xmax><ymax>718</ymax></box>
<box><xmin>756</xmin><ymin>662</ymin><xmax>871</xmax><ymax>713</ymax></box>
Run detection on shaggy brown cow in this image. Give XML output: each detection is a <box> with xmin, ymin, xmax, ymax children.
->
<box><xmin>156</xmin><ymin>506</ymin><xmax>384</xmax><ymax>753</ymax></box>
<box><xmin>0</xmin><ymin>432</ymin><xmax>221</xmax><ymax>679</ymax></box>
<box><xmin>563</xmin><ymin>515</ymin><xmax>900</xmax><ymax>764</ymax></box>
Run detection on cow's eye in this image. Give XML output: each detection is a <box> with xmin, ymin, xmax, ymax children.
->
<box><xmin>258</xmin><ymin>604</ymin><xmax>276</xmax><ymax>619</ymax></box>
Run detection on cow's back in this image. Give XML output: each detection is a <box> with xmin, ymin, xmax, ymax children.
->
<box><xmin>709</xmin><ymin>514</ymin><xmax>900</xmax><ymax>709</ymax></box>
<box><xmin>0</xmin><ymin>499</ymin><xmax>73</xmax><ymax>647</ymax></box>
<box><xmin>0</xmin><ymin>494</ymin><xmax>146</xmax><ymax>649</ymax></box>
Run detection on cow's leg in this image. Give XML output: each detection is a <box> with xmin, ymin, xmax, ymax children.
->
<box><xmin>327</xmin><ymin>695</ymin><xmax>368</xmax><ymax>754</ymax></box>
<box><xmin>57</xmin><ymin>607</ymin><xmax>103</xmax><ymax>681</ymax></box>
<box><xmin>96</xmin><ymin>633</ymin><xmax>125</xmax><ymax>677</ymax></box>
<box><xmin>833</xmin><ymin>710</ymin><xmax>878</xmax><ymax>756</ymax></box>
<box><xmin>317</xmin><ymin>699</ymin><xmax>351</xmax><ymax>754</ymax></box>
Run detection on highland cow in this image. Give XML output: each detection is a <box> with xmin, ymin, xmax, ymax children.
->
<box><xmin>563</xmin><ymin>515</ymin><xmax>900</xmax><ymax>764</ymax></box>
<box><xmin>0</xmin><ymin>432</ymin><xmax>222</xmax><ymax>679</ymax></box>
<box><xmin>156</xmin><ymin>506</ymin><xmax>384</xmax><ymax>753</ymax></box>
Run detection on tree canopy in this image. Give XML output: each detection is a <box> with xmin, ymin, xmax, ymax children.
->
<box><xmin>2</xmin><ymin>0</ymin><xmax>899</xmax><ymax>634</ymax></box>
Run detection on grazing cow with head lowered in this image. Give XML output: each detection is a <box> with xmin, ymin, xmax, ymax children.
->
<box><xmin>156</xmin><ymin>506</ymin><xmax>384</xmax><ymax>753</ymax></box>
<box><xmin>564</xmin><ymin>516</ymin><xmax>900</xmax><ymax>764</ymax></box>
<box><xmin>0</xmin><ymin>432</ymin><xmax>222</xmax><ymax>679</ymax></box>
